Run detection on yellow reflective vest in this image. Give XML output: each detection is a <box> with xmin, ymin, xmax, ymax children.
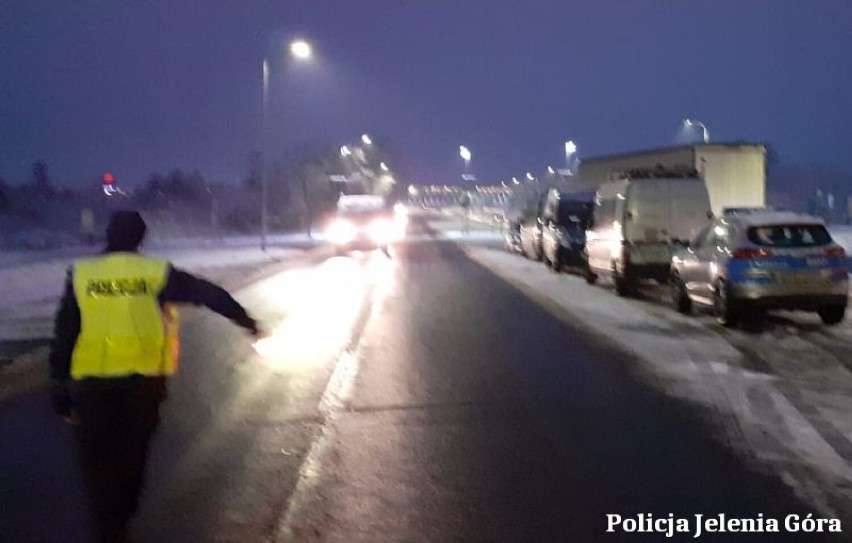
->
<box><xmin>70</xmin><ymin>253</ymin><xmax>180</xmax><ymax>380</ymax></box>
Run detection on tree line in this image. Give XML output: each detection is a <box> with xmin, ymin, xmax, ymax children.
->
<box><xmin>0</xmin><ymin>140</ymin><xmax>404</xmax><ymax>233</ymax></box>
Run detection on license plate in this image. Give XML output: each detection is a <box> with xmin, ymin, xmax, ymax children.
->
<box><xmin>774</xmin><ymin>272</ymin><xmax>824</xmax><ymax>285</ymax></box>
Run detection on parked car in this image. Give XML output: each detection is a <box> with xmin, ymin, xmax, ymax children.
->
<box><xmin>519</xmin><ymin>210</ymin><xmax>544</xmax><ymax>260</ymax></box>
<box><xmin>585</xmin><ymin>169</ymin><xmax>712</xmax><ymax>295</ymax></box>
<box><xmin>670</xmin><ymin>209</ymin><xmax>848</xmax><ymax>326</ymax></box>
<box><xmin>541</xmin><ymin>195</ymin><xmax>593</xmax><ymax>273</ymax></box>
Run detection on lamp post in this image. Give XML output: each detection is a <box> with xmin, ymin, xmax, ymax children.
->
<box><xmin>261</xmin><ymin>39</ymin><xmax>313</xmax><ymax>251</ymax></box>
<box><xmin>564</xmin><ymin>140</ymin><xmax>578</xmax><ymax>175</ymax></box>
<box><xmin>459</xmin><ymin>145</ymin><xmax>474</xmax><ymax>183</ymax></box>
<box><xmin>683</xmin><ymin>119</ymin><xmax>709</xmax><ymax>144</ymax></box>
<box><xmin>459</xmin><ymin>145</ymin><xmax>472</xmax><ymax>168</ymax></box>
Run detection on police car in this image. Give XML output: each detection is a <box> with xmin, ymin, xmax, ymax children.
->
<box><xmin>670</xmin><ymin>209</ymin><xmax>848</xmax><ymax>326</ymax></box>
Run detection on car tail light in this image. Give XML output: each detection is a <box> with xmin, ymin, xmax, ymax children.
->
<box><xmin>732</xmin><ymin>247</ymin><xmax>773</xmax><ymax>259</ymax></box>
<box><xmin>826</xmin><ymin>247</ymin><xmax>846</xmax><ymax>259</ymax></box>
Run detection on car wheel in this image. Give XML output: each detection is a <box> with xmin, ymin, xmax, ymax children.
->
<box><xmin>671</xmin><ymin>273</ymin><xmax>692</xmax><ymax>314</ymax></box>
<box><xmin>614</xmin><ymin>274</ymin><xmax>632</xmax><ymax>297</ymax></box>
<box><xmin>818</xmin><ymin>305</ymin><xmax>846</xmax><ymax>325</ymax></box>
<box><xmin>550</xmin><ymin>253</ymin><xmax>561</xmax><ymax>273</ymax></box>
<box><xmin>713</xmin><ymin>280</ymin><xmax>739</xmax><ymax>327</ymax></box>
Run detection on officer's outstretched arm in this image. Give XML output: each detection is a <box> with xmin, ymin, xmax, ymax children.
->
<box><xmin>159</xmin><ymin>266</ymin><xmax>259</xmax><ymax>333</ymax></box>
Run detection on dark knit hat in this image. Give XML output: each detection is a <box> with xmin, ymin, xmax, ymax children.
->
<box><xmin>106</xmin><ymin>210</ymin><xmax>147</xmax><ymax>251</ymax></box>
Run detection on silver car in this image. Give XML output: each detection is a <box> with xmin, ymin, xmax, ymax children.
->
<box><xmin>670</xmin><ymin>210</ymin><xmax>848</xmax><ymax>326</ymax></box>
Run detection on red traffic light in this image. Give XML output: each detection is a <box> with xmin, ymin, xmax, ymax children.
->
<box><xmin>103</xmin><ymin>172</ymin><xmax>115</xmax><ymax>185</ymax></box>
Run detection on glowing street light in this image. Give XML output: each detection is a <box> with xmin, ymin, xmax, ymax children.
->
<box><xmin>565</xmin><ymin>140</ymin><xmax>577</xmax><ymax>156</ymax></box>
<box><xmin>526</xmin><ymin>172</ymin><xmax>534</xmax><ymax>181</ymax></box>
<box><xmin>340</xmin><ymin>145</ymin><xmax>352</xmax><ymax>157</ymax></box>
<box><xmin>564</xmin><ymin>140</ymin><xmax>579</xmax><ymax>176</ymax></box>
<box><xmin>379</xmin><ymin>162</ymin><xmax>389</xmax><ymax>172</ymax></box>
<box><xmin>683</xmin><ymin>119</ymin><xmax>710</xmax><ymax>143</ymax></box>
<box><xmin>290</xmin><ymin>40</ymin><xmax>312</xmax><ymax>60</ymax></box>
<box><xmin>459</xmin><ymin>145</ymin><xmax>472</xmax><ymax>164</ymax></box>
<box><xmin>512</xmin><ymin>177</ymin><xmax>520</xmax><ymax>185</ymax></box>
<box><xmin>361</xmin><ymin>134</ymin><xmax>373</xmax><ymax>145</ymax></box>
<box><xmin>547</xmin><ymin>166</ymin><xmax>556</xmax><ymax>175</ymax></box>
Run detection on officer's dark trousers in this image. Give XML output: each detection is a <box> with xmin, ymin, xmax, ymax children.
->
<box><xmin>72</xmin><ymin>375</ymin><xmax>166</xmax><ymax>543</ymax></box>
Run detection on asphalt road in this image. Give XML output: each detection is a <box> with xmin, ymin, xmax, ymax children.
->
<box><xmin>0</xmin><ymin>217</ymin><xmax>846</xmax><ymax>542</ymax></box>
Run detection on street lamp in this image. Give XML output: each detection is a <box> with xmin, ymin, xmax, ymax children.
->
<box><xmin>340</xmin><ymin>145</ymin><xmax>352</xmax><ymax>157</ymax></box>
<box><xmin>564</xmin><ymin>140</ymin><xmax>578</xmax><ymax>175</ymax></box>
<box><xmin>290</xmin><ymin>40</ymin><xmax>312</xmax><ymax>59</ymax></box>
<box><xmin>261</xmin><ymin>39</ymin><xmax>314</xmax><ymax>250</ymax></box>
<box><xmin>361</xmin><ymin>134</ymin><xmax>373</xmax><ymax>145</ymax></box>
<box><xmin>459</xmin><ymin>145</ymin><xmax>472</xmax><ymax>165</ymax></box>
<box><xmin>683</xmin><ymin>119</ymin><xmax>710</xmax><ymax>143</ymax></box>
<box><xmin>379</xmin><ymin>162</ymin><xmax>389</xmax><ymax>172</ymax></box>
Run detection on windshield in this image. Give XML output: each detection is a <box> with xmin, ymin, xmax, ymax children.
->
<box><xmin>747</xmin><ymin>224</ymin><xmax>833</xmax><ymax>247</ymax></box>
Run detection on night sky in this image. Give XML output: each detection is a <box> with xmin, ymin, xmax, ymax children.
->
<box><xmin>2</xmin><ymin>1</ymin><xmax>851</xmax><ymax>187</ymax></box>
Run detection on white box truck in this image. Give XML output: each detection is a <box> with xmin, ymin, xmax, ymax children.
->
<box><xmin>576</xmin><ymin>144</ymin><xmax>766</xmax><ymax>216</ymax></box>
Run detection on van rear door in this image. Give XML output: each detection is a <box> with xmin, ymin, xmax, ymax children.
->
<box><xmin>668</xmin><ymin>179</ymin><xmax>712</xmax><ymax>242</ymax></box>
<box><xmin>623</xmin><ymin>179</ymin><xmax>670</xmax><ymax>243</ymax></box>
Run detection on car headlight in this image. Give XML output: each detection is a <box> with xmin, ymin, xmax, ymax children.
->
<box><xmin>368</xmin><ymin>219</ymin><xmax>395</xmax><ymax>243</ymax></box>
<box><xmin>328</xmin><ymin>219</ymin><xmax>356</xmax><ymax>244</ymax></box>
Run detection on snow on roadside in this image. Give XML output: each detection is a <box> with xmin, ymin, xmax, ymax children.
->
<box><xmin>463</xmin><ymin>245</ymin><xmax>852</xmax><ymax>521</ymax></box>
<box><xmin>830</xmin><ymin>224</ymin><xmax>852</xmax><ymax>255</ymax></box>
<box><xmin>0</xmin><ymin>244</ymin><xmax>303</xmax><ymax>342</ymax></box>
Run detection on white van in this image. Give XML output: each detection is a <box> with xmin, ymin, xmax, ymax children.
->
<box><xmin>585</xmin><ymin>171</ymin><xmax>712</xmax><ymax>296</ymax></box>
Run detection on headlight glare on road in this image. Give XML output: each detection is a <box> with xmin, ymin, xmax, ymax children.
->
<box><xmin>328</xmin><ymin>219</ymin><xmax>356</xmax><ymax>244</ymax></box>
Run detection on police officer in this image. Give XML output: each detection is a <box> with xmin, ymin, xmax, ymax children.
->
<box><xmin>49</xmin><ymin>210</ymin><xmax>262</xmax><ymax>543</ymax></box>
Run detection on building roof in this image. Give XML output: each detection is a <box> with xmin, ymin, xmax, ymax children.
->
<box><xmin>580</xmin><ymin>143</ymin><xmax>766</xmax><ymax>165</ymax></box>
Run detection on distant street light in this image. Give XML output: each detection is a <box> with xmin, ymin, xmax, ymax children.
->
<box><xmin>565</xmin><ymin>140</ymin><xmax>577</xmax><ymax>156</ymax></box>
<box><xmin>379</xmin><ymin>162</ymin><xmax>389</xmax><ymax>172</ymax></box>
<box><xmin>683</xmin><ymin>119</ymin><xmax>710</xmax><ymax>143</ymax></box>
<box><xmin>512</xmin><ymin>177</ymin><xmax>520</xmax><ymax>185</ymax></box>
<box><xmin>564</xmin><ymin>140</ymin><xmax>578</xmax><ymax>175</ymax></box>
<box><xmin>526</xmin><ymin>172</ymin><xmax>534</xmax><ymax>181</ymax></box>
<box><xmin>361</xmin><ymin>134</ymin><xmax>373</xmax><ymax>145</ymax></box>
<box><xmin>547</xmin><ymin>166</ymin><xmax>556</xmax><ymax>175</ymax></box>
<box><xmin>261</xmin><ymin>38</ymin><xmax>314</xmax><ymax>250</ymax></box>
<box><xmin>340</xmin><ymin>145</ymin><xmax>352</xmax><ymax>157</ymax></box>
<box><xmin>459</xmin><ymin>145</ymin><xmax>472</xmax><ymax>164</ymax></box>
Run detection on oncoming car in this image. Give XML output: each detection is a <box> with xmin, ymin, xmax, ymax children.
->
<box><xmin>670</xmin><ymin>209</ymin><xmax>848</xmax><ymax>326</ymax></box>
<box><xmin>326</xmin><ymin>195</ymin><xmax>405</xmax><ymax>255</ymax></box>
